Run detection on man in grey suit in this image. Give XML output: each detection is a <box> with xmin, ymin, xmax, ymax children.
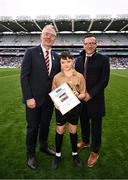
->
<box><xmin>75</xmin><ymin>33</ymin><xmax>110</xmax><ymax>167</ymax></box>
<box><xmin>20</xmin><ymin>24</ymin><xmax>60</xmax><ymax>169</ymax></box>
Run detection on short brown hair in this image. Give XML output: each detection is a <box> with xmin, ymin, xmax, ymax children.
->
<box><xmin>60</xmin><ymin>51</ymin><xmax>73</xmax><ymax>60</ymax></box>
<box><xmin>84</xmin><ymin>33</ymin><xmax>96</xmax><ymax>39</ymax></box>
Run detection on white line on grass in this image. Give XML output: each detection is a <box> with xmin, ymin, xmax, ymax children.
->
<box><xmin>111</xmin><ymin>73</ymin><xmax>128</xmax><ymax>78</ymax></box>
<box><xmin>0</xmin><ymin>74</ymin><xmax>19</xmax><ymax>79</ymax></box>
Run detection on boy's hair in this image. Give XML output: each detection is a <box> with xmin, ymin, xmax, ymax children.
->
<box><xmin>60</xmin><ymin>51</ymin><xmax>73</xmax><ymax>60</ymax></box>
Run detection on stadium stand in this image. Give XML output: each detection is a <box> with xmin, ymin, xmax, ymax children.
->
<box><xmin>0</xmin><ymin>15</ymin><xmax>128</xmax><ymax>68</ymax></box>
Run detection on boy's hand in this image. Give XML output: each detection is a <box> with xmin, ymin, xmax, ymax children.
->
<box><xmin>54</xmin><ymin>103</ymin><xmax>60</xmax><ymax>110</ymax></box>
<box><xmin>73</xmin><ymin>91</ymin><xmax>79</xmax><ymax>97</ymax></box>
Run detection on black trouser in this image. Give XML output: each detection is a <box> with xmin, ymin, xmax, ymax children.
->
<box><xmin>80</xmin><ymin>102</ymin><xmax>102</xmax><ymax>153</ymax></box>
<box><xmin>25</xmin><ymin>98</ymin><xmax>53</xmax><ymax>157</ymax></box>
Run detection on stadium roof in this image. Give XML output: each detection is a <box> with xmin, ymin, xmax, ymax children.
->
<box><xmin>0</xmin><ymin>14</ymin><xmax>128</xmax><ymax>33</ymax></box>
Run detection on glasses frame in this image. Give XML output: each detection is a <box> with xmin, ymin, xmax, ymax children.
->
<box><xmin>43</xmin><ymin>32</ymin><xmax>56</xmax><ymax>38</ymax></box>
<box><xmin>84</xmin><ymin>42</ymin><xmax>97</xmax><ymax>46</ymax></box>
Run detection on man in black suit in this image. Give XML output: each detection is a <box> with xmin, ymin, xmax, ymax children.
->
<box><xmin>20</xmin><ymin>24</ymin><xmax>60</xmax><ymax>169</ymax></box>
<box><xmin>75</xmin><ymin>33</ymin><xmax>110</xmax><ymax>167</ymax></box>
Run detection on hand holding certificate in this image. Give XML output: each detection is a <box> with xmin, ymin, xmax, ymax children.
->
<box><xmin>49</xmin><ymin>82</ymin><xmax>80</xmax><ymax>115</ymax></box>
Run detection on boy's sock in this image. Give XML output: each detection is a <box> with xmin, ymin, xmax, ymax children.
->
<box><xmin>70</xmin><ymin>132</ymin><xmax>77</xmax><ymax>153</ymax></box>
<box><xmin>55</xmin><ymin>132</ymin><xmax>64</xmax><ymax>154</ymax></box>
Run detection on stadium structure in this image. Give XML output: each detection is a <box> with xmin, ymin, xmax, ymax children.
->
<box><xmin>0</xmin><ymin>14</ymin><xmax>128</xmax><ymax>68</ymax></box>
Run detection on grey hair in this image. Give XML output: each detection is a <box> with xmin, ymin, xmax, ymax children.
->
<box><xmin>42</xmin><ymin>24</ymin><xmax>56</xmax><ymax>34</ymax></box>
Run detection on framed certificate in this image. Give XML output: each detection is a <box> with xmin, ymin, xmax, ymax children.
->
<box><xmin>49</xmin><ymin>82</ymin><xmax>80</xmax><ymax>115</ymax></box>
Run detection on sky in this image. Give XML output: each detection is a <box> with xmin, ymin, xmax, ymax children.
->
<box><xmin>0</xmin><ymin>0</ymin><xmax>128</xmax><ymax>19</ymax></box>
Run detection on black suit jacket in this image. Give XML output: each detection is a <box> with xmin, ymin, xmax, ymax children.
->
<box><xmin>20</xmin><ymin>45</ymin><xmax>60</xmax><ymax>107</ymax></box>
<box><xmin>75</xmin><ymin>50</ymin><xmax>110</xmax><ymax>117</ymax></box>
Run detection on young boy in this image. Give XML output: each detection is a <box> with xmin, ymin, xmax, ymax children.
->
<box><xmin>51</xmin><ymin>51</ymin><xmax>86</xmax><ymax>170</ymax></box>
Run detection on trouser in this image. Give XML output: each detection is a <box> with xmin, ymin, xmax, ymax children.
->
<box><xmin>80</xmin><ymin>102</ymin><xmax>102</xmax><ymax>153</ymax></box>
<box><xmin>25</xmin><ymin>99</ymin><xmax>53</xmax><ymax>157</ymax></box>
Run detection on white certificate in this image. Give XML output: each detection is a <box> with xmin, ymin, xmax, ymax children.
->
<box><xmin>49</xmin><ymin>82</ymin><xmax>80</xmax><ymax>115</ymax></box>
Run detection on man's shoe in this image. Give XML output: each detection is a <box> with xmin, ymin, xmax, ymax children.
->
<box><xmin>77</xmin><ymin>141</ymin><xmax>90</xmax><ymax>150</ymax></box>
<box><xmin>51</xmin><ymin>156</ymin><xmax>61</xmax><ymax>170</ymax></box>
<box><xmin>27</xmin><ymin>156</ymin><xmax>37</xmax><ymax>170</ymax></box>
<box><xmin>87</xmin><ymin>152</ymin><xmax>99</xmax><ymax>167</ymax></box>
<box><xmin>72</xmin><ymin>154</ymin><xmax>82</xmax><ymax>167</ymax></box>
<box><xmin>40</xmin><ymin>148</ymin><xmax>56</xmax><ymax>156</ymax></box>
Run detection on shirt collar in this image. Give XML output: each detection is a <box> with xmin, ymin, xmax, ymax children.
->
<box><xmin>41</xmin><ymin>44</ymin><xmax>51</xmax><ymax>54</ymax></box>
<box><xmin>86</xmin><ymin>52</ymin><xmax>95</xmax><ymax>57</ymax></box>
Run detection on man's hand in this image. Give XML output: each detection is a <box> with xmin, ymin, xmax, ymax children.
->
<box><xmin>26</xmin><ymin>98</ymin><xmax>36</xmax><ymax>109</ymax></box>
<box><xmin>84</xmin><ymin>92</ymin><xmax>92</xmax><ymax>102</ymax></box>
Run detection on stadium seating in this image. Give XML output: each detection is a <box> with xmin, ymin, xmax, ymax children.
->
<box><xmin>0</xmin><ymin>15</ymin><xmax>128</xmax><ymax>69</ymax></box>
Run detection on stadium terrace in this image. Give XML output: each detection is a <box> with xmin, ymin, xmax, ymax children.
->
<box><xmin>0</xmin><ymin>15</ymin><xmax>128</xmax><ymax>69</ymax></box>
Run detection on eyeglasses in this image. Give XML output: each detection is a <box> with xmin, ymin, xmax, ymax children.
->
<box><xmin>43</xmin><ymin>32</ymin><xmax>56</xmax><ymax>38</ymax></box>
<box><xmin>84</xmin><ymin>42</ymin><xmax>96</xmax><ymax>46</ymax></box>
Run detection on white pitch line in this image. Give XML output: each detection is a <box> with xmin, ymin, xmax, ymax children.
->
<box><xmin>0</xmin><ymin>74</ymin><xmax>19</xmax><ymax>79</ymax></box>
<box><xmin>111</xmin><ymin>73</ymin><xmax>128</xmax><ymax>78</ymax></box>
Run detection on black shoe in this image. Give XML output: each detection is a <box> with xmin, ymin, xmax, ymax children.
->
<box><xmin>40</xmin><ymin>148</ymin><xmax>56</xmax><ymax>156</ymax></box>
<box><xmin>51</xmin><ymin>156</ymin><xmax>61</xmax><ymax>170</ymax></box>
<box><xmin>27</xmin><ymin>156</ymin><xmax>37</xmax><ymax>170</ymax></box>
<box><xmin>72</xmin><ymin>155</ymin><xmax>82</xmax><ymax>167</ymax></box>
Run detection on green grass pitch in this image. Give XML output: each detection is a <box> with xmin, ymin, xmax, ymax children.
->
<box><xmin>0</xmin><ymin>68</ymin><xmax>128</xmax><ymax>179</ymax></box>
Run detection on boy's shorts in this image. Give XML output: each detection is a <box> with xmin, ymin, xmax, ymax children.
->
<box><xmin>55</xmin><ymin>104</ymin><xmax>81</xmax><ymax>126</ymax></box>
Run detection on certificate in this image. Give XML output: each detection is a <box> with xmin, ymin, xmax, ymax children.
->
<box><xmin>49</xmin><ymin>82</ymin><xmax>80</xmax><ymax>115</ymax></box>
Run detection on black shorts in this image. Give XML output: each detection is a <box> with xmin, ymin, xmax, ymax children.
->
<box><xmin>55</xmin><ymin>104</ymin><xmax>81</xmax><ymax>126</ymax></box>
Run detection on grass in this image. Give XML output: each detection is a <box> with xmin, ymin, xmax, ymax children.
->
<box><xmin>0</xmin><ymin>68</ymin><xmax>128</xmax><ymax>179</ymax></box>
